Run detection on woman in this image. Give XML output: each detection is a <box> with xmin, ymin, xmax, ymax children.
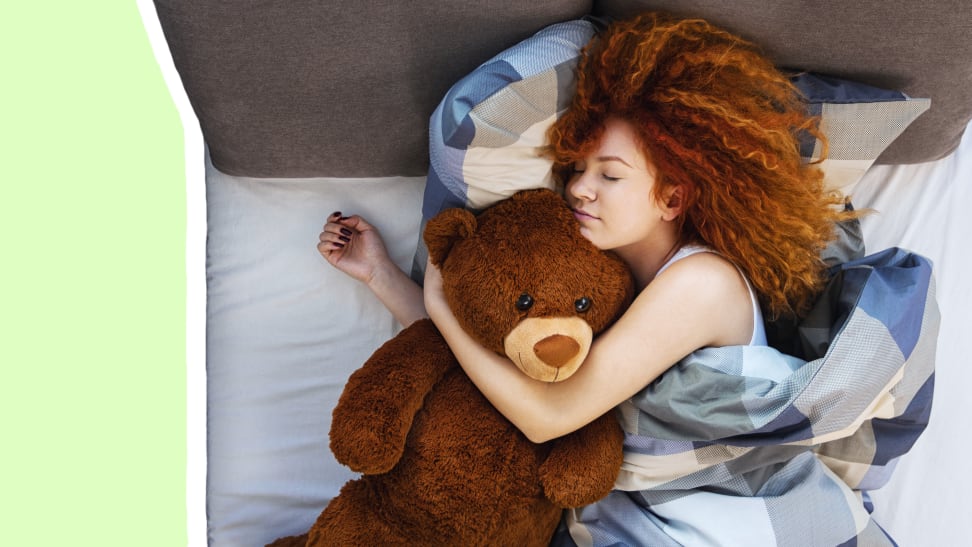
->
<box><xmin>322</xmin><ymin>13</ymin><xmax>859</xmax><ymax>545</ymax></box>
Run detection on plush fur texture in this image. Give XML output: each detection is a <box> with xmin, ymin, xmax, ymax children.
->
<box><xmin>269</xmin><ymin>189</ymin><xmax>633</xmax><ymax>546</ymax></box>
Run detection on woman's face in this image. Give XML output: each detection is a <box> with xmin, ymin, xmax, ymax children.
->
<box><xmin>566</xmin><ymin>117</ymin><xmax>675</xmax><ymax>252</ymax></box>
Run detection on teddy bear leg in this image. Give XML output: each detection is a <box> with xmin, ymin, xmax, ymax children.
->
<box><xmin>330</xmin><ymin>319</ymin><xmax>456</xmax><ymax>475</ymax></box>
<box><xmin>540</xmin><ymin>412</ymin><xmax>625</xmax><ymax>508</ymax></box>
<box><xmin>304</xmin><ymin>479</ymin><xmax>413</xmax><ymax>546</ymax></box>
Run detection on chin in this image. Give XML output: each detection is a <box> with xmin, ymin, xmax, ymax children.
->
<box><xmin>577</xmin><ymin>226</ymin><xmax>596</xmax><ymax>243</ymax></box>
<box><xmin>581</xmin><ymin>232</ymin><xmax>609</xmax><ymax>251</ymax></box>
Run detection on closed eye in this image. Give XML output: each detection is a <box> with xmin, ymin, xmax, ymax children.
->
<box><xmin>573</xmin><ymin>168</ymin><xmax>619</xmax><ymax>182</ymax></box>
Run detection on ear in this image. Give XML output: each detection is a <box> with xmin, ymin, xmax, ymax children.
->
<box><xmin>423</xmin><ymin>208</ymin><xmax>478</xmax><ymax>267</ymax></box>
<box><xmin>660</xmin><ymin>184</ymin><xmax>685</xmax><ymax>222</ymax></box>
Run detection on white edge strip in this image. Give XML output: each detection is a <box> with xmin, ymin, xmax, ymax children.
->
<box><xmin>136</xmin><ymin>1</ymin><xmax>207</xmax><ymax>545</ymax></box>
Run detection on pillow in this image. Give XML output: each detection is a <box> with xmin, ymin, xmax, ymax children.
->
<box><xmin>794</xmin><ymin>72</ymin><xmax>930</xmax><ymax>192</ymax></box>
<box><xmin>411</xmin><ymin>18</ymin><xmax>597</xmax><ymax>279</ymax></box>
<box><xmin>204</xmin><ymin>154</ymin><xmax>427</xmax><ymax>545</ymax></box>
<box><xmin>422</xmin><ymin>19</ymin><xmax>596</xmax><ymax>217</ymax></box>
<box><xmin>412</xmin><ymin>22</ymin><xmax>929</xmax><ymax>279</ymax></box>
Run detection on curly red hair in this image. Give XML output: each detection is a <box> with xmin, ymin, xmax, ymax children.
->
<box><xmin>549</xmin><ymin>13</ymin><xmax>855</xmax><ymax>318</ymax></box>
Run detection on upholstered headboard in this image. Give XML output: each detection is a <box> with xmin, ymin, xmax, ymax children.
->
<box><xmin>153</xmin><ymin>0</ymin><xmax>592</xmax><ymax>177</ymax></box>
<box><xmin>155</xmin><ymin>0</ymin><xmax>971</xmax><ymax>178</ymax></box>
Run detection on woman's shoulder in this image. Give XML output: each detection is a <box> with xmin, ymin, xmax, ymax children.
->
<box><xmin>656</xmin><ymin>245</ymin><xmax>741</xmax><ymax>285</ymax></box>
<box><xmin>639</xmin><ymin>248</ymin><xmax>755</xmax><ymax>347</ymax></box>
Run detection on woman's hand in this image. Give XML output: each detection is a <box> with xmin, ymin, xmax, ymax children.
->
<box><xmin>318</xmin><ymin>212</ymin><xmax>395</xmax><ymax>285</ymax></box>
<box><xmin>422</xmin><ymin>257</ymin><xmax>447</xmax><ymax>319</ymax></box>
<box><xmin>319</xmin><ymin>211</ymin><xmax>427</xmax><ymax>327</ymax></box>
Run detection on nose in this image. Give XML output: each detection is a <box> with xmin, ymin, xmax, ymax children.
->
<box><xmin>533</xmin><ymin>334</ymin><xmax>581</xmax><ymax>368</ymax></box>
<box><xmin>567</xmin><ymin>171</ymin><xmax>595</xmax><ymax>202</ymax></box>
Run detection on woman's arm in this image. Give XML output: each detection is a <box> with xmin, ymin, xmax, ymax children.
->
<box><xmin>319</xmin><ymin>212</ymin><xmax>427</xmax><ymax>327</ymax></box>
<box><xmin>364</xmin><ymin>261</ymin><xmax>427</xmax><ymax>328</ymax></box>
<box><xmin>424</xmin><ymin>252</ymin><xmax>754</xmax><ymax>443</ymax></box>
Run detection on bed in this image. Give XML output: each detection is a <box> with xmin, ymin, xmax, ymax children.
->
<box><xmin>145</xmin><ymin>1</ymin><xmax>972</xmax><ymax>545</ymax></box>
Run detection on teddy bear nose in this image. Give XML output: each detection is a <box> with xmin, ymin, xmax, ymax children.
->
<box><xmin>533</xmin><ymin>334</ymin><xmax>581</xmax><ymax>368</ymax></box>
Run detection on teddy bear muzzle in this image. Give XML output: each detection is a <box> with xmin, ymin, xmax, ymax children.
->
<box><xmin>503</xmin><ymin>316</ymin><xmax>594</xmax><ymax>383</ymax></box>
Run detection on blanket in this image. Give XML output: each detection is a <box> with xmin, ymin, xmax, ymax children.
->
<box><xmin>557</xmin><ymin>247</ymin><xmax>938</xmax><ymax>547</ymax></box>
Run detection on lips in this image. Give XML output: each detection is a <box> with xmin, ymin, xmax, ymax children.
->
<box><xmin>572</xmin><ymin>208</ymin><xmax>598</xmax><ymax>222</ymax></box>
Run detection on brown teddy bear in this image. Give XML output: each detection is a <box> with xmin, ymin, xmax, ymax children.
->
<box><xmin>270</xmin><ymin>189</ymin><xmax>634</xmax><ymax>546</ymax></box>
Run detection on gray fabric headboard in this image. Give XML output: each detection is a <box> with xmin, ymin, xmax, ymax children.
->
<box><xmin>154</xmin><ymin>0</ymin><xmax>971</xmax><ymax>177</ymax></box>
<box><xmin>153</xmin><ymin>0</ymin><xmax>591</xmax><ymax>178</ymax></box>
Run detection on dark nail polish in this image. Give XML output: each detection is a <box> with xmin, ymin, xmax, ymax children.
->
<box><xmin>340</xmin><ymin>228</ymin><xmax>353</xmax><ymax>236</ymax></box>
<box><xmin>340</xmin><ymin>216</ymin><xmax>350</xmax><ymax>221</ymax></box>
<box><xmin>331</xmin><ymin>211</ymin><xmax>341</xmax><ymax>218</ymax></box>
<box><xmin>334</xmin><ymin>242</ymin><xmax>345</xmax><ymax>248</ymax></box>
<box><xmin>338</xmin><ymin>235</ymin><xmax>350</xmax><ymax>242</ymax></box>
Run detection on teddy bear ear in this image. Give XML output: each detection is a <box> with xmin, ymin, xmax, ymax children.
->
<box><xmin>423</xmin><ymin>208</ymin><xmax>478</xmax><ymax>267</ymax></box>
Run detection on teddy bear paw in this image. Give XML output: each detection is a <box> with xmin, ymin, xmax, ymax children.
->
<box><xmin>330</xmin><ymin>423</ymin><xmax>406</xmax><ymax>474</ymax></box>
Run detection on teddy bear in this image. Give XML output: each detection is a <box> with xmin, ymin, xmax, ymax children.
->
<box><xmin>269</xmin><ymin>188</ymin><xmax>635</xmax><ymax>547</ymax></box>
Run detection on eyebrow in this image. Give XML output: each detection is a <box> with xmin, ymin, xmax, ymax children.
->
<box><xmin>596</xmin><ymin>155</ymin><xmax>633</xmax><ymax>168</ymax></box>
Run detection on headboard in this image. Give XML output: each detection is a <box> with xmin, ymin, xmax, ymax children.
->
<box><xmin>155</xmin><ymin>0</ymin><xmax>972</xmax><ymax>178</ymax></box>
<box><xmin>153</xmin><ymin>0</ymin><xmax>592</xmax><ymax>177</ymax></box>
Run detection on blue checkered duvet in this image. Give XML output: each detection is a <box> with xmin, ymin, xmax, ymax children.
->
<box><xmin>557</xmin><ymin>247</ymin><xmax>938</xmax><ymax>547</ymax></box>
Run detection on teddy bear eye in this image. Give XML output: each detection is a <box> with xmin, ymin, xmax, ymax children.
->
<box><xmin>574</xmin><ymin>296</ymin><xmax>592</xmax><ymax>313</ymax></box>
<box><xmin>515</xmin><ymin>293</ymin><xmax>534</xmax><ymax>311</ymax></box>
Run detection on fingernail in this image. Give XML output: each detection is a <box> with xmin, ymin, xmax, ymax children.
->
<box><xmin>340</xmin><ymin>227</ymin><xmax>352</xmax><ymax>236</ymax></box>
<box><xmin>334</xmin><ymin>242</ymin><xmax>345</xmax><ymax>248</ymax></box>
<box><xmin>338</xmin><ymin>235</ymin><xmax>350</xmax><ymax>242</ymax></box>
<box><xmin>339</xmin><ymin>216</ymin><xmax>350</xmax><ymax>221</ymax></box>
<box><xmin>331</xmin><ymin>211</ymin><xmax>341</xmax><ymax>218</ymax></box>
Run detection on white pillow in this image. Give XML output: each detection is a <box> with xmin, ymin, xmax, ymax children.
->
<box><xmin>204</xmin><ymin>153</ymin><xmax>425</xmax><ymax>546</ymax></box>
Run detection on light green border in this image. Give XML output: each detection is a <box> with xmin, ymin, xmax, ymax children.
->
<box><xmin>3</xmin><ymin>2</ymin><xmax>186</xmax><ymax>545</ymax></box>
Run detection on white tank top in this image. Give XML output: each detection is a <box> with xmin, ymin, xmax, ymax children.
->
<box><xmin>655</xmin><ymin>244</ymin><xmax>767</xmax><ymax>346</ymax></box>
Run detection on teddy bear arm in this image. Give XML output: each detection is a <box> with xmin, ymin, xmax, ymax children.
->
<box><xmin>539</xmin><ymin>412</ymin><xmax>625</xmax><ymax>508</ymax></box>
<box><xmin>329</xmin><ymin>318</ymin><xmax>456</xmax><ymax>474</ymax></box>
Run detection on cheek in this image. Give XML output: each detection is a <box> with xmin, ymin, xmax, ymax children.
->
<box><xmin>604</xmin><ymin>201</ymin><xmax>653</xmax><ymax>242</ymax></box>
<box><xmin>624</xmin><ymin>192</ymin><xmax>659</xmax><ymax>220</ymax></box>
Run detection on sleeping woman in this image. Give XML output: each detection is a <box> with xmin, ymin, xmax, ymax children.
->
<box><xmin>320</xmin><ymin>12</ymin><xmax>887</xmax><ymax>546</ymax></box>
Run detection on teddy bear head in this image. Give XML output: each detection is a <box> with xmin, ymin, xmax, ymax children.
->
<box><xmin>424</xmin><ymin>188</ymin><xmax>634</xmax><ymax>382</ymax></box>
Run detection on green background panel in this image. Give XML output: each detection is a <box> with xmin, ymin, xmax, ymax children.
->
<box><xmin>2</xmin><ymin>2</ymin><xmax>187</xmax><ymax>545</ymax></box>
